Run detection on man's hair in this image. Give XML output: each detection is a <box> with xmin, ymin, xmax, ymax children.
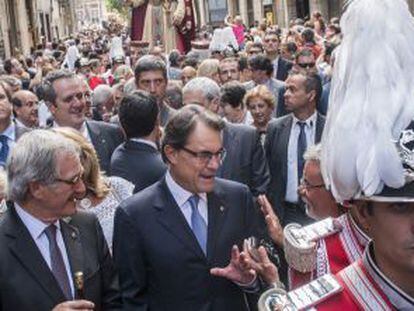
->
<box><xmin>288</xmin><ymin>69</ymin><xmax>323</xmax><ymax>104</ymax></box>
<box><xmin>43</xmin><ymin>70</ymin><xmax>76</xmax><ymax>104</ymax></box>
<box><xmin>7</xmin><ymin>129</ymin><xmax>80</xmax><ymax>203</ymax></box>
<box><xmin>264</xmin><ymin>30</ymin><xmax>280</xmax><ymax>41</ymax></box>
<box><xmin>134</xmin><ymin>55</ymin><xmax>167</xmax><ymax>82</ymax></box>
<box><xmin>119</xmin><ymin>90</ymin><xmax>159</xmax><ymax>139</ymax></box>
<box><xmin>197</xmin><ymin>59</ymin><xmax>219</xmax><ymax>78</ymax></box>
<box><xmin>248</xmin><ymin>54</ymin><xmax>274</xmax><ymax>76</ymax></box>
<box><xmin>238</xmin><ymin>56</ymin><xmax>249</xmax><ymax>71</ymax></box>
<box><xmin>182</xmin><ymin>77</ymin><xmax>220</xmax><ymax>102</ymax></box>
<box><xmin>220</xmin><ymin>81</ymin><xmax>246</xmax><ymax>108</ymax></box>
<box><xmin>295</xmin><ymin>48</ymin><xmax>315</xmax><ymax>63</ymax></box>
<box><xmin>3</xmin><ymin>58</ymin><xmax>14</xmax><ymax>74</ymax></box>
<box><xmin>92</xmin><ymin>85</ymin><xmax>113</xmax><ymax>108</ymax></box>
<box><xmin>168</xmin><ymin>50</ymin><xmax>182</xmax><ymax>67</ymax></box>
<box><xmin>161</xmin><ymin>104</ymin><xmax>225</xmax><ymax>163</ymax></box>
<box><xmin>304</xmin><ymin>143</ymin><xmax>322</xmax><ymax>162</ymax></box>
<box><xmin>219</xmin><ymin>57</ymin><xmax>240</xmax><ymax>73</ymax></box>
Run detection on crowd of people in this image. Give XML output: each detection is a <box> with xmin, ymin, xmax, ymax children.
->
<box><xmin>0</xmin><ymin>1</ymin><xmax>412</xmax><ymax>310</ymax></box>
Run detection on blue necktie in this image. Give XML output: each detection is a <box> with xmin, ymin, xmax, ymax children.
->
<box><xmin>0</xmin><ymin>135</ymin><xmax>9</xmax><ymax>166</ymax></box>
<box><xmin>188</xmin><ymin>195</ymin><xmax>207</xmax><ymax>255</ymax></box>
<box><xmin>297</xmin><ymin>122</ymin><xmax>307</xmax><ymax>184</ymax></box>
<box><xmin>44</xmin><ymin>225</ymin><xmax>72</xmax><ymax>299</ymax></box>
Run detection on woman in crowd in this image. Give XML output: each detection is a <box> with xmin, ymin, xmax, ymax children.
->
<box><xmin>244</xmin><ymin>85</ymin><xmax>275</xmax><ymax>145</ymax></box>
<box><xmin>54</xmin><ymin>127</ymin><xmax>134</xmax><ymax>250</ymax></box>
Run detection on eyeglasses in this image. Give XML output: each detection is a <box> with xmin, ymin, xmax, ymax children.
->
<box><xmin>300</xmin><ymin>178</ymin><xmax>325</xmax><ymax>190</ymax></box>
<box><xmin>297</xmin><ymin>62</ymin><xmax>316</xmax><ymax>69</ymax></box>
<box><xmin>181</xmin><ymin>146</ymin><xmax>227</xmax><ymax>165</ymax></box>
<box><xmin>54</xmin><ymin>171</ymin><xmax>84</xmax><ymax>185</ymax></box>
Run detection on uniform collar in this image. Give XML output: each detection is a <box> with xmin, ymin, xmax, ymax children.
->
<box><xmin>364</xmin><ymin>242</ymin><xmax>414</xmax><ymax>310</ymax></box>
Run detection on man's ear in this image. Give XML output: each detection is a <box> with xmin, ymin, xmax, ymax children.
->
<box><xmin>352</xmin><ymin>200</ymin><xmax>372</xmax><ymax>233</ymax></box>
<box><xmin>164</xmin><ymin>145</ymin><xmax>178</xmax><ymax>165</ymax></box>
<box><xmin>307</xmin><ymin>89</ymin><xmax>317</xmax><ymax>103</ymax></box>
<box><xmin>28</xmin><ymin>181</ymin><xmax>45</xmax><ymax>201</ymax></box>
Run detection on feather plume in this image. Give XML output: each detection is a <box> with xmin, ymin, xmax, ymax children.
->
<box><xmin>321</xmin><ymin>0</ymin><xmax>414</xmax><ymax>202</ymax></box>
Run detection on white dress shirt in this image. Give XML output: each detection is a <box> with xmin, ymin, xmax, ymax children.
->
<box><xmin>15</xmin><ymin>204</ymin><xmax>75</xmax><ymax>297</ymax></box>
<box><xmin>165</xmin><ymin>171</ymin><xmax>208</xmax><ymax>227</ymax></box>
<box><xmin>272</xmin><ymin>56</ymin><xmax>279</xmax><ymax>79</ymax></box>
<box><xmin>53</xmin><ymin>121</ymin><xmax>91</xmax><ymax>143</ymax></box>
<box><xmin>285</xmin><ymin>112</ymin><xmax>317</xmax><ymax>203</ymax></box>
<box><xmin>130</xmin><ymin>138</ymin><xmax>158</xmax><ymax>150</ymax></box>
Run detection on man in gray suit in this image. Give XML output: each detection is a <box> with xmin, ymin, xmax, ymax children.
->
<box><xmin>43</xmin><ymin>70</ymin><xmax>124</xmax><ymax>174</ymax></box>
<box><xmin>183</xmin><ymin>77</ymin><xmax>270</xmax><ymax>197</ymax></box>
<box><xmin>265</xmin><ymin>69</ymin><xmax>325</xmax><ymax>227</ymax></box>
<box><xmin>0</xmin><ymin>130</ymin><xmax>121</xmax><ymax>310</ymax></box>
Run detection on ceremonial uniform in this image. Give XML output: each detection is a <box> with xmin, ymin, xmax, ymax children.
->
<box><xmin>285</xmin><ymin>213</ymin><xmax>370</xmax><ymax>289</ymax></box>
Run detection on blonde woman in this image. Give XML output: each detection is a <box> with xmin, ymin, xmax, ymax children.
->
<box><xmin>244</xmin><ymin>85</ymin><xmax>276</xmax><ymax>145</ymax></box>
<box><xmin>196</xmin><ymin>59</ymin><xmax>221</xmax><ymax>84</ymax></box>
<box><xmin>54</xmin><ymin>127</ymin><xmax>133</xmax><ymax>250</ymax></box>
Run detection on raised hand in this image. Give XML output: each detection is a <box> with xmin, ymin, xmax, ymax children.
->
<box><xmin>210</xmin><ymin>245</ymin><xmax>256</xmax><ymax>285</ymax></box>
<box><xmin>258</xmin><ymin>194</ymin><xmax>284</xmax><ymax>247</ymax></box>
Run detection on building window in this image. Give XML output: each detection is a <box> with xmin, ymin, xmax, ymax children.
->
<box><xmin>208</xmin><ymin>0</ymin><xmax>227</xmax><ymax>24</ymax></box>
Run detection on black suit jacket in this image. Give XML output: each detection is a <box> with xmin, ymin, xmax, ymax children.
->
<box><xmin>0</xmin><ymin>204</ymin><xmax>122</xmax><ymax>311</ymax></box>
<box><xmin>86</xmin><ymin>120</ymin><xmax>124</xmax><ymax>175</ymax></box>
<box><xmin>113</xmin><ymin>177</ymin><xmax>260</xmax><ymax>311</ymax></box>
<box><xmin>265</xmin><ymin>113</ymin><xmax>325</xmax><ymax>221</ymax></box>
<box><xmin>218</xmin><ymin>123</ymin><xmax>270</xmax><ymax>196</ymax></box>
<box><xmin>110</xmin><ymin>140</ymin><xmax>167</xmax><ymax>193</ymax></box>
<box><xmin>275</xmin><ymin>57</ymin><xmax>293</xmax><ymax>82</ymax></box>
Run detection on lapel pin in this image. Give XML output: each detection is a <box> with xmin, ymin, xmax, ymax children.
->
<box><xmin>71</xmin><ymin>231</ymin><xmax>77</xmax><ymax>240</ymax></box>
<box><xmin>220</xmin><ymin>206</ymin><xmax>225</xmax><ymax>212</ymax></box>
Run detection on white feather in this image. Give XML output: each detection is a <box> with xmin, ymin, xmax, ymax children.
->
<box><xmin>321</xmin><ymin>0</ymin><xmax>414</xmax><ymax>202</ymax></box>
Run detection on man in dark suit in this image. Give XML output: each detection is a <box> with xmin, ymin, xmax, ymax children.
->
<box><xmin>113</xmin><ymin>105</ymin><xmax>261</xmax><ymax>310</ymax></box>
<box><xmin>265</xmin><ymin>69</ymin><xmax>325</xmax><ymax>227</ymax></box>
<box><xmin>111</xmin><ymin>91</ymin><xmax>167</xmax><ymax>193</ymax></box>
<box><xmin>0</xmin><ymin>130</ymin><xmax>121</xmax><ymax>310</ymax></box>
<box><xmin>183</xmin><ymin>77</ymin><xmax>270</xmax><ymax>196</ymax></box>
<box><xmin>134</xmin><ymin>55</ymin><xmax>176</xmax><ymax>127</ymax></box>
<box><xmin>0</xmin><ymin>82</ymin><xmax>29</xmax><ymax>167</ymax></box>
<box><xmin>263</xmin><ymin>30</ymin><xmax>293</xmax><ymax>82</ymax></box>
<box><xmin>43</xmin><ymin>70</ymin><xmax>124</xmax><ymax>174</ymax></box>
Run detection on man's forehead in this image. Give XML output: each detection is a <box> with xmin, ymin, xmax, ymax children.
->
<box><xmin>139</xmin><ymin>70</ymin><xmax>165</xmax><ymax>80</ymax></box>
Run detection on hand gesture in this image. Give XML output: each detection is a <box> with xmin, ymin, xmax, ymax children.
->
<box><xmin>258</xmin><ymin>195</ymin><xmax>284</xmax><ymax>247</ymax></box>
<box><xmin>210</xmin><ymin>245</ymin><xmax>256</xmax><ymax>285</ymax></box>
<box><xmin>52</xmin><ymin>300</ymin><xmax>94</xmax><ymax>311</ymax></box>
<box><xmin>243</xmin><ymin>244</ymin><xmax>280</xmax><ymax>285</ymax></box>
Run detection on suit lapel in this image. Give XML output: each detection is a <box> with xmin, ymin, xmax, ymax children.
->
<box><xmin>86</xmin><ymin>121</ymin><xmax>107</xmax><ymax>157</ymax></box>
<box><xmin>155</xmin><ymin>180</ymin><xmax>206</xmax><ymax>259</ymax></box>
<box><xmin>60</xmin><ymin>220</ymin><xmax>83</xmax><ymax>281</ymax></box>
<box><xmin>279</xmin><ymin>116</ymin><xmax>293</xmax><ymax>187</ymax></box>
<box><xmin>6</xmin><ymin>206</ymin><xmax>66</xmax><ymax>303</ymax></box>
<box><xmin>206</xmin><ymin>187</ymin><xmax>228</xmax><ymax>261</ymax></box>
<box><xmin>315</xmin><ymin>113</ymin><xmax>325</xmax><ymax>143</ymax></box>
<box><xmin>219</xmin><ymin>124</ymin><xmax>239</xmax><ymax>178</ymax></box>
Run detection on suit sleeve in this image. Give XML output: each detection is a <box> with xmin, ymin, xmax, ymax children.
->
<box><xmin>250</xmin><ymin>129</ymin><xmax>270</xmax><ymax>196</ymax></box>
<box><xmin>113</xmin><ymin>206</ymin><xmax>148</xmax><ymax>311</ymax></box>
<box><xmin>93</xmin><ymin>216</ymin><xmax>123</xmax><ymax>310</ymax></box>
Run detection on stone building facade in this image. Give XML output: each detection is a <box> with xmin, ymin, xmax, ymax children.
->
<box><xmin>208</xmin><ymin>0</ymin><xmax>414</xmax><ymax>28</ymax></box>
<box><xmin>0</xmin><ymin>0</ymin><xmax>76</xmax><ymax>59</ymax></box>
<box><xmin>74</xmin><ymin>0</ymin><xmax>107</xmax><ymax>28</ymax></box>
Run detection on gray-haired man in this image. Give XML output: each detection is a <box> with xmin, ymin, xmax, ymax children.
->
<box><xmin>0</xmin><ymin>130</ymin><xmax>121</xmax><ymax>310</ymax></box>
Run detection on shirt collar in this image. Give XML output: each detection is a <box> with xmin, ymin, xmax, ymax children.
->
<box><xmin>14</xmin><ymin>118</ymin><xmax>28</xmax><ymax>129</ymax></box>
<box><xmin>165</xmin><ymin>171</ymin><xmax>207</xmax><ymax>207</ymax></box>
<box><xmin>14</xmin><ymin>203</ymin><xmax>61</xmax><ymax>240</ymax></box>
<box><xmin>130</xmin><ymin>138</ymin><xmax>158</xmax><ymax>150</ymax></box>
<box><xmin>2</xmin><ymin>121</ymin><xmax>16</xmax><ymax>141</ymax></box>
<box><xmin>364</xmin><ymin>242</ymin><xmax>414</xmax><ymax>309</ymax></box>
<box><xmin>292</xmin><ymin>111</ymin><xmax>317</xmax><ymax>128</ymax></box>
